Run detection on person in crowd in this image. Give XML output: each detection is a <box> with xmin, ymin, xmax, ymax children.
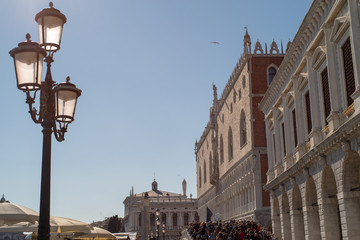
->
<box><xmin>187</xmin><ymin>220</ymin><xmax>276</xmax><ymax>240</ymax></box>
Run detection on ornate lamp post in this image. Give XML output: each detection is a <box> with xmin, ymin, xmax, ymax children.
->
<box><xmin>9</xmin><ymin>3</ymin><xmax>81</xmax><ymax>240</ymax></box>
<box><xmin>155</xmin><ymin>209</ymin><xmax>160</xmax><ymax>240</ymax></box>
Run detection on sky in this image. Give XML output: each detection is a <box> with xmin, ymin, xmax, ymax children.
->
<box><xmin>0</xmin><ymin>0</ymin><xmax>313</xmax><ymax>224</ymax></box>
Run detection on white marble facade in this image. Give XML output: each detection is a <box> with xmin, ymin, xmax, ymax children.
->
<box><xmin>123</xmin><ymin>180</ymin><xmax>198</xmax><ymax>240</ymax></box>
<box><xmin>259</xmin><ymin>0</ymin><xmax>360</xmax><ymax>239</ymax></box>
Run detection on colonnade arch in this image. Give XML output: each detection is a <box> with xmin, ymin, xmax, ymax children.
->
<box><xmin>340</xmin><ymin>149</ymin><xmax>360</xmax><ymax>238</ymax></box>
<box><xmin>280</xmin><ymin>192</ymin><xmax>291</xmax><ymax>240</ymax></box>
<box><xmin>272</xmin><ymin>196</ymin><xmax>281</xmax><ymax>239</ymax></box>
<box><xmin>320</xmin><ymin>166</ymin><xmax>341</xmax><ymax>240</ymax></box>
<box><xmin>291</xmin><ymin>184</ymin><xmax>304</xmax><ymax>240</ymax></box>
<box><xmin>304</xmin><ymin>176</ymin><xmax>320</xmax><ymax>240</ymax></box>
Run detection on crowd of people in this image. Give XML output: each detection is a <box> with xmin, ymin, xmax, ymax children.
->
<box><xmin>186</xmin><ymin>220</ymin><xmax>277</xmax><ymax>240</ymax></box>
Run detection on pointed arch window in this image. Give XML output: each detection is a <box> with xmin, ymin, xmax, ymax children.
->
<box><xmin>220</xmin><ymin>134</ymin><xmax>224</xmax><ymax>164</ymax></box>
<box><xmin>203</xmin><ymin>162</ymin><xmax>207</xmax><ymax>183</ymax></box>
<box><xmin>198</xmin><ymin>167</ymin><xmax>202</xmax><ymax>188</ymax></box>
<box><xmin>228</xmin><ymin>127</ymin><xmax>233</xmax><ymax>161</ymax></box>
<box><xmin>209</xmin><ymin>152</ymin><xmax>212</xmax><ymax>175</ymax></box>
<box><xmin>240</xmin><ymin>110</ymin><xmax>247</xmax><ymax>147</ymax></box>
<box><xmin>268</xmin><ymin>67</ymin><xmax>277</xmax><ymax>85</ymax></box>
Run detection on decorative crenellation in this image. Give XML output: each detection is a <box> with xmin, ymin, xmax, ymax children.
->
<box><xmin>196</xmin><ymin>31</ymin><xmax>287</xmax><ymax>153</ymax></box>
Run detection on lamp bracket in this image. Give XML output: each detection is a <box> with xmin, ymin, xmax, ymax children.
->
<box><xmin>53</xmin><ymin>121</ymin><xmax>68</xmax><ymax>142</ymax></box>
<box><xmin>26</xmin><ymin>90</ymin><xmax>42</xmax><ymax>124</ymax></box>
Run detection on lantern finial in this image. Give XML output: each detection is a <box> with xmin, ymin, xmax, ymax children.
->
<box><xmin>26</xmin><ymin>33</ymin><xmax>31</xmax><ymax>42</ymax></box>
<box><xmin>49</xmin><ymin>2</ymin><xmax>53</xmax><ymax>8</ymax></box>
<box><xmin>66</xmin><ymin>76</ymin><xmax>70</xmax><ymax>82</ymax></box>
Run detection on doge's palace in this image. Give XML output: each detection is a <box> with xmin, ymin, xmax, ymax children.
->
<box><xmin>259</xmin><ymin>0</ymin><xmax>360</xmax><ymax>239</ymax></box>
<box><xmin>195</xmin><ymin>30</ymin><xmax>285</xmax><ymax>227</ymax></box>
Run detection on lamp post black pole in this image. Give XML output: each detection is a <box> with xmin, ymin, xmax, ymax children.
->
<box><xmin>37</xmin><ymin>57</ymin><xmax>55</xmax><ymax>240</ymax></box>
<box><xmin>38</xmin><ymin>119</ymin><xmax>52</xmax><ymax>240</ymax></box>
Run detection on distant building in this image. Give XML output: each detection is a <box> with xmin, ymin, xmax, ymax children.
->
<box><xmin>0</xmin><ymin>233</ymin><xmax>24</xmax><ymax>240</ymax></box>
<box><xmin>259</xmin><ymin>0</ymin><xmax>360</xmax><ymax>239</ymax></box>
<box><xmin>195</xmin><ymin>30</ymin><xmax>285</xmax><ymax>227</ymax></box>
<box><xmin>123</xmin><ymin>179</ymin><xmax>198</xmax><ymax>240</ymax></box>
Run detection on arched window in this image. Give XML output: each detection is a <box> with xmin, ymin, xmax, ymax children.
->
<box><xmin>209</xmin><ymin>152</ymin><xmax>212</xmax><ymax>175</ymax></box>
<box><xmin>172</xmin><ymin>213</ymin><xmax>178</xmax><ymax>227</ymax></box>
<box><xmin>150</xmin><ymin>213</ymin><xmax>155</xmax><ymax>227</ymax></box>
<box><xmin>220</xmin><ymin>135</ymin><xmax>224</xmax><ymax>164</ymax></box>
<box><xmin>203</xmin><ymin>162</ymin><xmax>207</xmax><ymax>183</ymax></box>
<box><xmin>240</xmin><ymin>110</ymin><xmax>247</xmax><ymax>147</ymax></box>
<box><xmin>228</xmin><ymin>127</ymin><xmax>233</xmax><ymax>161</ymax></box>
<box><xmin>198</xmin><ymin>167</ymin><xmax>202</xmax><ymax>188</ymax></box>
<box><xmin>139</xmin><ymin>213</ymin><xmax>142</xmax><ymax>226</ymax></box>
<box><xmin>268</xmin><ymin>67</ymin><xmax>277</xmax><ymax>85</ymax></box>
<box><xmin>183</xmin><ymin>213</ymin><xmax>189</xmax><ymax>226</ymax></box>
<box><xmin>161</xmin><ymin>213</ymin><xmax>166</xmax><ymax>225</ymax></box>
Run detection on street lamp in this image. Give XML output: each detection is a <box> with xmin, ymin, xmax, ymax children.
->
<box><xmin>162</xmin><ymin>223</ymin><xmax>165</xmax><ymax>240</ymax></box>
<box><xmin>9</xmin><ymin>3</ymin><xmax>81</xmax><ymax>240</ymax></box>
<box><xmin>155</xmin><ymin>209</ymin><xmax>160</xmax><ymax>240</ymax></box>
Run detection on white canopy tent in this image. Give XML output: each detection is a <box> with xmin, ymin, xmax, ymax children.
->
<box><xmin>0</xmin><ymin>197</ymin><xmax>38</xmax><ymax>225</ymax></box>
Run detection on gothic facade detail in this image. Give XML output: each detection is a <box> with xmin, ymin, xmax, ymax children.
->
<box><xmin>195</xmin><ymin>31</ymin><xmax>284</xmax><ymax>227</ymax></box>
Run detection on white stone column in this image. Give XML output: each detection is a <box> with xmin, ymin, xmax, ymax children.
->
<box><xmin>282</xmin><ymin>94</ymin><xmax>292</xmax><ymax>156</ymax></box>
<box><xmin>270</xmin><ymin>190</ymin><xmax>281</xmax><ymax>240</ymax></box>
<box><xmin>273</xmin><ymin>109</ymin><xmax>282</xmax><ymax>164</ymax></box>
<box><xmin>302</xmin><ymin>206</ymin><xmax>321</xmax><ymax>240</ymax></box>
<box><xmin>134</xmin><ymin>212</ymin><xmax>138</xmax><ymax>230</ymax></box>
<box><xmin>179</xmin><ymin>212</ymin><xmax>183</xmax><ymax>227</ymax></box>
<box><xmin>338</xmin><ymin>190</ymin><xmax>360</xmax><ymax>239</ymax></box>
<box><xmin>305</xmin><ymin>52</ymin><xmax>322</xmax><ymax>147</ymax></box>
<box><xmin>166</xmin><ymin>212</ymin><xmax>171</xmax><ymax>228</ymax></box>
<box><xmin>323</xmin><ymin>23</ymin><xmax>343</xmax><ymax>131</ymax></box>
<box><xmin>347</xmin><ymin>0</ymin><xmax>360</xmax><ymax>112</ymax></box>
<box><xmin>293</xmin><ymin>76</ymin><xmax>307</xmax><ymax>158</ymax></box>
<box><xmin>265</xmin><ymin>119</ymin><xmax>275</xmax><ymax>169</ymax></box>
<box><xmin>189</xmin><ymin>212</ymin><xmax>194</xmax><ymax>223</ymax></box>
<box><xmin>279</xmin><ymin>186</ymin><xmax>292</xmax><ymax>240</ymax></box>
<box><xmin>318</xmin><ymin>198</ymin><xmax>341</xmax><ymax>240</ymax></box>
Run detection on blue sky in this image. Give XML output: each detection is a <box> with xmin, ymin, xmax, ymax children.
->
<box><xmin>0</xmin><ymin>0</ymin><xmax>312</xmax><ymax>224</ymax></box>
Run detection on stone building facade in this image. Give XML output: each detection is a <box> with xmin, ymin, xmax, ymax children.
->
<box><xmin>195</xmin><ymin>30</ymin><xmax>285</xmax><ymax>227</ymax></box>
<box><xmin>259</xmin><ymin>0</ymin><xmax>360</xmax><ymax>239</ymax></box>
<box><xmin>123</xmin><ymin>180</ymin><xmax>198</xmax><ymax>240</ymax></box>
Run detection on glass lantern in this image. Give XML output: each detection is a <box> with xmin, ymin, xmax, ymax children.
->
<box><xmin>54</xmin><ymin>77</ymin><xmax>81</xmax><ymax>123</ymax></box>
<box><xmin>9</xmin><ymin>34</ymin><xmax>46</xmax><ymax>91</ymax></box>
<box><xmin>35</xmin><ymin>2</ymin><xmax>67</xmax><ymax>52</ymax></box>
